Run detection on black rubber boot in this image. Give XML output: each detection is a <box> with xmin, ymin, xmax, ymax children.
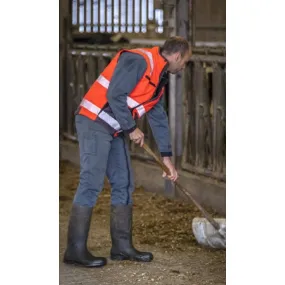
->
<box><xmin>110</xmin><ymin>205</ymin><xmax>153</xmax><ymax>262</ymax></box>
<box><xmin>63</xmin><ymin>204</ymin><xmax>107</xmax><ymax>267</ymax></box>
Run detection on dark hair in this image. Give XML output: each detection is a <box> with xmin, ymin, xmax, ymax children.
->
<box><xmin>161</xmin><ymin>36</ymin><xmax>190</xmax><ymax>57</ymax></box>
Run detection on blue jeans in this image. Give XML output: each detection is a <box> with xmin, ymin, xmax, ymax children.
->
<box><xmin>73</xmin><ymin>115</ymin><xmax>134</xmax><ymax>207</ymax></box>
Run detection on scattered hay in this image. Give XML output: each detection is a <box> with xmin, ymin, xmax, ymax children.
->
<box><xmin>60</xmin><ymin>160</ymin><xmax>222</xmax><ymax>252</ymax></box>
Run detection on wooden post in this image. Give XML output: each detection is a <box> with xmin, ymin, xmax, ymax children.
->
<box><xmin>176</xmin><ymin>0</ymin><xmax>190</xmax><ymax>160</ymax></box>
<box><xmin>60</xmin><ymin>0</ymin><xmax>70</xmax><ymax>137</ymax></box>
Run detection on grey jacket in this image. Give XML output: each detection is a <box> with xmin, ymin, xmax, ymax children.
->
<box><xmin>98</xmin><ymin>51</ymin><xmax>172</xmax><ymax>157</ymax></box>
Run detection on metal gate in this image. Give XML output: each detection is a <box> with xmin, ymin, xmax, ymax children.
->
<box><xmin>71</xmin><ymin>0</ymin><xmax>166</xmax><ymax>36</ymax></box>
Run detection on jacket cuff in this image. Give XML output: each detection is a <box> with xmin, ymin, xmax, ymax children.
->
<box><xmin>160</xmin><ymin>152</ymin><xmax>173</xmax><ymax>157</ymax></box>
<box><xmin>124</xmin><ymin>124</ymin><xmax>137</xmax><ymax>134</ymax></box>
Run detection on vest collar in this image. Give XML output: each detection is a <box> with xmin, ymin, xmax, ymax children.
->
<box><xmin>159</xmin><ymin>47</ymin><xmax>169</xmax><ymax>64</ymax></box>
<box><xmin>151</xmin><ymin>46</ymin><xmax>169</xmax><ymax>72</ymax></box>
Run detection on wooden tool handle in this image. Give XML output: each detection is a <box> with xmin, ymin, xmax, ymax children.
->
<box><xmin>142</xmin><ymin>143</ymin><xmax>221</xmax><ymax>231</ymax></box>
<box><xmin>142</xmin><ymin>143</ymin><xmax>171</xmax><ymax>175</ymax></box>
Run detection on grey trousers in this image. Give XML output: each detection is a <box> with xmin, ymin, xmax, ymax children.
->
<box><xmin>73</xmin><ymin>115</ymin><xmax>134</xmax><ymax>207</ymax></box>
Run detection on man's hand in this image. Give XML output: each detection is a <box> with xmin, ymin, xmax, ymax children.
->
<box><xmin>162</xmin><ymin>157</ymin><xmax>178</xmax><ymax>181</ymax></box>
<box><xmin>129</xmin><ymin>128</ymin><xmax>144</xmax><ymax>147</ymax></box>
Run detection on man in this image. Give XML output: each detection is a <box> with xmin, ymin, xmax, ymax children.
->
<box><xmin>64</xmin><ymin>36</ymin><xmax>192</xmax><ymax>267</ymax></box>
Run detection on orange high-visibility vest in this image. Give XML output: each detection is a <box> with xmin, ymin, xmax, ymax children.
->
<box><xmin>78</xmin><ymin>46</ymin><xmax>168</xmax><ymax>133</ymax></box>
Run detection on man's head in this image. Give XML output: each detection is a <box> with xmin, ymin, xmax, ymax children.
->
<box><xmin>161</xmin><ymin>36</ymin><xmax>192</xmax><ymax>74</ymax></box>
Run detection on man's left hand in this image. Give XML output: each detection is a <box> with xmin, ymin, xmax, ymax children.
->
<box><xmin>162</xmin><ymin>157</ymin><xmax>178</xmax><ymax>182</ymax></box>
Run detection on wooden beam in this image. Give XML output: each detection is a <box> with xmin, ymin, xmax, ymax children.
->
<box><xmin>59</xmin><ymin>0</ymin><xmax>71</xmax><ymax>136</ymax></box>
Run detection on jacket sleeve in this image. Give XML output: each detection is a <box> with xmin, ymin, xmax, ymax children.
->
<box><xmin>146</xmin><ymin>96</ymin><xmax>173</xmax><ymax>157</ymax></box>
<box><xmin>106</xmin><ymin>52</ymin><xmax>147</xmax><ymax>133</ymax></box>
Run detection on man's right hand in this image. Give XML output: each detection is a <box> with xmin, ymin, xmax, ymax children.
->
<box><xmin>129</xmin><ymin>128</ymin><xmax>144</xmax><ymax>147</ymax></box>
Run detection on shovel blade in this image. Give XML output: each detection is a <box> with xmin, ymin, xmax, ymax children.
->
<box><xmin>192</xmin><ymin>217</ymin><xmax>226</xmax><ymax>249</ymax></box>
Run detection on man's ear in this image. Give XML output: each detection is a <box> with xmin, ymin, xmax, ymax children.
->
<box><xmin>174</xmin><ymin>52</ymin><xmax>181</xmax><ymax>62</ymax></box>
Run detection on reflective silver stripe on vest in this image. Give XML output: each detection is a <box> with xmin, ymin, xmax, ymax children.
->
<box><xmin>97</xmin><ymin>75</ymin><xmax>110</xmax><ymax>89</ymax></box>
<box><xmin>134</xmin><ymin>105</ymin><xmax>146</xmax><ymax>117</ymax></box>
<box><xmin>96</xmin><ymin>75</ymin><xmax>146</xmax><ymax>117</ymax></box>
<box><xmin>80</xmin><ymin>98</ymin><xmax>121</xmax><ymax>131</ymax></box>
<box><xmin>127</xmin><ymin>97</ymin><xmax>146</xmax><ymax>117</ymax></box>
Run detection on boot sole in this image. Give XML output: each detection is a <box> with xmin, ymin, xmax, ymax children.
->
<box><xmin>63</xmin><ymin>259</ymin><xmax>107</xmax><ymax>268</ymax></box>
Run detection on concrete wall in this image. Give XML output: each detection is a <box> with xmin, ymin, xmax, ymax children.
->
<box><xmin>60</xmin><ymin>140</ymin><xmax>226</xmax><ymax>217</ymax></box>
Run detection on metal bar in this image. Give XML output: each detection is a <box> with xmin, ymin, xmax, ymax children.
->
<box><xmin>169</xmin><ymin>74</ymin><xmax>177</xmax><ymax>162</ymax></box>
<box><xmin>132</xmin><ymin>0</ymin><xmax>135</xmax><ymax>32</ymax></box>
<box><xmin>68</xmin><ymin>0</ymin><xmax>73</xmax><ymax>34</ymax></box>
<box><xmin>166</xmin><ymin>74</ymin><xmax>177</xmax><ymax>197</ymax></box>
<box><xmin>153</xmin><ymin>0</ymin><xmax>155</xmax><ymax>30</ymax></box>
<box><xmin>84</xmin><ymin>0</ymin><xmax>87</xmax><ymax>32</ymax></box>
<box><xmin>91</xmin><ymin>0</ymin><xmax>94</xmax><ymax>32</ymax></box>
<box><xmin>146</xmin><ymin>0</ymin><xmax>149</xmax><ymax>27</ymax></box>
<box><xmin>77</xmin><ymin>0</ymin><xmax>80</xmax><ymax>27</ymax></box>
<box><xmin>98</xmin><ymin>0</ymin><xmax>101</xmax><ymax>32</ymax></box>
<box><xmin>191</xmin><ymin>0</ymin><xmax>196</xmax><ymax>45</ymax></box>
<box><xmin>118</xmin><ymin>0</ymin><xmax>121</xmax><ymax>32</ymax></box>
<box><xmin>162</xmin><ymin>2</ymin><xmax>169</xmax><ymax>37</ymax></box>
<box><xmin>112</xmin><ymin>0</ymin><xmax>114</xmax><ymax>32</ymax></box>
<box><xmin>139</xmin><ymin>0</ymin><xmax>142</xmax><ymax>33</ymax></box>
<box><xmin>104</xmin><ymin>0</ymin><xmax>108</xmax><ymax>32</ymax></box>
<box><xmin>126</xmin><ymin>0</ymin><xmax>128</xmax><ymax>32</ymax></box>
<box><xmin>168</xmin><ymin>73</ymin><xmax>178</xmax><ymax>196</ymax></box>
<box><xmin>143</xmin><ymin>0</ymin><xmax>147</xmax><ymax>33</ymax></box>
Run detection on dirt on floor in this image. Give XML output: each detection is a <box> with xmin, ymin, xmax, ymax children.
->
<box><xmin>59</xmin><ymin>160</ymin><xmax>226</xmax><ymax>285</ymax></box>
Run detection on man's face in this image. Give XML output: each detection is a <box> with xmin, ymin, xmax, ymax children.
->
<box><xmin>167</xmin><ymin>50</ymin><xmax>192</xmax><ymax>74</ymax></box>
